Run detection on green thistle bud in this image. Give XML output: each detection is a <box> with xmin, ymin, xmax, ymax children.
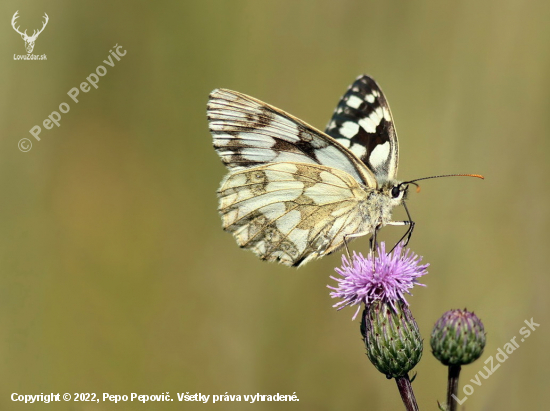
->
<box><xmin>431</xmin><ymin>309</ymin><xmax>486</xmax><ymax>366</ymax></box>
<box><xmin>361</xmin><ymin>299</ymin><xmax>423</xmax><ymax>379</ymax></box>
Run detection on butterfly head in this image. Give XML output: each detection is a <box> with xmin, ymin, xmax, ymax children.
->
<box><xmin>382</xmin><ymin>180</ymin><xmax>409</xmax><ymax>206</ymax></box>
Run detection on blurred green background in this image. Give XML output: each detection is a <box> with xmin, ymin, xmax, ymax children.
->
<box><xmin>1</xmin><ymin>0</ymin><xmax>549</xmax><ymax>409</ymax></box>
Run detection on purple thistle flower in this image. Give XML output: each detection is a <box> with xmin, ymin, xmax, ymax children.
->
<box><xmin>328</xmin><ymin>242</ymin><xmax>429</xmax><ymax>319</ymax></box>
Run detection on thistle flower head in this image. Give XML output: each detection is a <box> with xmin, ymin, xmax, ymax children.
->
<box><xmin>328</xmin><ymin>242</ymin><xmax>429</xmax><ymax>319</ymax></box>
<box><xmin>431</xmin><ymin>309</ymin><xmax>486</xmax><ymax>366</ymax></box>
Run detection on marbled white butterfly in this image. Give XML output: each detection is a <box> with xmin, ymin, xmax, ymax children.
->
<box><xmin>207</xmin><ymin>75</ymin><xmax>482</xmax><ymax>267</ymax></box>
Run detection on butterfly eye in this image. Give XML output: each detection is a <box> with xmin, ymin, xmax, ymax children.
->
<box><xmin>391</xmin><ymin>186</ymin><xmax>401</xmax><ymax>198</ymax></box>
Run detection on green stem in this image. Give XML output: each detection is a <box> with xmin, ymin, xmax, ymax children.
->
<box><xmin>446</xmin><ymin>365</ymin><xmax>461</xmax><ymax>411</ymax></box>
<box><xmin>395</xmin><ymin>374</ymin><xmax>419</xmax><ymax>411</ymax></box>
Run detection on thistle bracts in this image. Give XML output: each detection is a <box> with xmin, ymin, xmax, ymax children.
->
<box><xmin>431</xmin><ymin>309</ymin><xmax>486</xmax><ymax>366</ymax></box>
<box><xmin>361</xmin><ymin>299</ymin><xmax>423</xmax><ymax>378</ymax></box>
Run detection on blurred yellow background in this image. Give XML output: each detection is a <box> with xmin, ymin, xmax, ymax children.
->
<box><xmin>1</xmin><ymin>0</ymin><xmax>549</xmax><ymax>409</ymax></box>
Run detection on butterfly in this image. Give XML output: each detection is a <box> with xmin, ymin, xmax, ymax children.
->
<box><xmin>207</xmin><ymin>75</ymin><xmax>480</xmax><ymax>267</ymax></box>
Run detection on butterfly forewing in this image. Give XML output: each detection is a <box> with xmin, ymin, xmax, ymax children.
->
<box><xmin>218</xmin><ymin>162</ymin><xmax>371</xmax><ymax>266</ymax></box>
<box><xmin>325</xmin><ymin>75</ymin><xmax>399</xmax><ymax>183</ymax></box>
<box><xmin>208</xmin><ymin>89</ymin><xmax>377</xmax><ymax>188</ymax></box>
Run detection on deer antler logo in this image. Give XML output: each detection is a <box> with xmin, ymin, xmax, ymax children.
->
<box><xmin>11</xmin><ymin>11</ymin><xmax>49</xmax><ymax>54</ymax></box>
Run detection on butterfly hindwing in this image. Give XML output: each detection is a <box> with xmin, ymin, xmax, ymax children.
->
<box><xmin>208</xmin><ymin>89</ymin><xmax>377</xmax><ymax>188</ymax></box>
<box><xmin>325</xmin><ymin>75</ymin><xmax>399</xmax><ymax>183</ymax></box>
<box><xmin>218</xmin><ymin>162</ymin><xmax>372</xmax><ymax>266</ymax></box>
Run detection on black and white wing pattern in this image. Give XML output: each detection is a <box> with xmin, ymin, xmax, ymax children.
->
<box><xmin>325</xmin><ymin>75</ymin><xmax>399</xmax><ymax>184</ymax></box>
<box><xmin>208</xmin><ymin>89</ymin><xmax>377</xmax><ymax>187</ymax></box>
<box><xmin>207</xmin><ymin>82</ymin><xmax>403</xmax><ymax>267</ymax></box>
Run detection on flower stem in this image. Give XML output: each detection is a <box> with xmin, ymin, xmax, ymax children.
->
<box><xmin>446</xmin><ymin>365</ymin><xmax>461</xmax><ymax>411</ymax></box>
<box><xmin>395</xmin><ymin>374</ymin><xmax>419</xmax><ymax>411</ymax></box>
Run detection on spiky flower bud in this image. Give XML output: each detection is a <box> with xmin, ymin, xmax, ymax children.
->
<box><xmin>361</xmin><ymin>299</ymin><xmax>423</xmax><ymax>378</ymax></box>
<box><xmin>430</xmin><ymin>309</ymin><xmax>486</xmax><ymax>366</ymax></box>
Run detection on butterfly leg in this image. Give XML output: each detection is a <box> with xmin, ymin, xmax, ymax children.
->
<box><xmin>343</xmin><ymin>230</ymin><xmax>375</xmax><ymax>260</ymax></box>
<box><xmin>343</xmin><ymin>238</ymin><xmax>352</xmax><ymax>260</ymax></box>
<box><xmin>369</xmin><ymin>226</ymin><xmax>381</xmax><ymax>272</ymax></box>
<box><xmin>388</xmin><ymin>220</ymin><xmax>415</xmax><ymax>252</ymax></box>
<box><xmin>388</xmin><ymin>202</ymin><xmax>415</xmax><ymax>252</ymax></box>
<box><xmin>369</xmin><ymin>226</ymin><xmax>380</xmax><ymax>252</ymax></box>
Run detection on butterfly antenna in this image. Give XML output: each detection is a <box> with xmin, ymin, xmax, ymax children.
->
<box><xmin>404</xmin><ymin>173</ymin><xmax>484</xmax><ymax>185</ymax></box>
<box><xmin>402</xmin><ymin>174</ymin><xmax>483</xmax><ymax>193</ymax></box>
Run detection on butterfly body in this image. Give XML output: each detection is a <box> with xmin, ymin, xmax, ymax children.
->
<box><xmin>208</xmin><ymin>75</ymin><xmax>410</xmax><ymax>267</ymax></box>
